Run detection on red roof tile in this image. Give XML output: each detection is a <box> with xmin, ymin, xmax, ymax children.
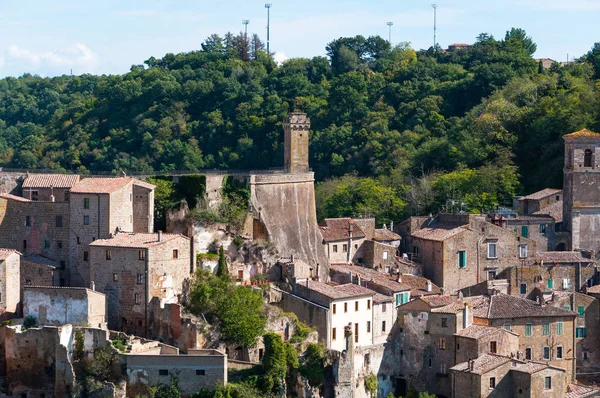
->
<box><xmin>450</xmin><ymin>354</ymin><xmax>512</xmax><ymax>374</ymax></box>
<box><xmin>70</xmin><ymin>177</ymin><xmax>134</xmax><ymax>194</ymax></box>
<box><xmin>373</xmin><ymin>229</ymin><xmax>401</xmax><ymax>242</ymax></box>
<box><xmin>566</xmin><ymin>383</ymin><xmax>600</xmax><ymax>398</ymax></box>
<box><xmin>0</xmin><ymin>249</ymin><xmax>20</xmax><ymax>260</ymax></box>
<box><xmin>0</xmin><ymin>193</ymin><xmax>31</xmax><ymax>202</ymax></box>
<box><xmin>89</xmin><ymin>232</ymin><xmax>188</xmax><ymax>249</ymax></box>
<box><xmin>519</xmin><ymin>188</ymin><xmax>561</xmax><ymax>201</ymax></box>
<box><xmin>411</xmin><ymin>225</ymin><xmax>467</xmax><ymax>241</ymax></box>
<box><xmin>319</xmin><ymin>218</ymin><xmax>366</xmax><ymax>242</ymax></box>
<box><xmin>304</xmin><ymin>280</ymin><xmax>375</xmax><ymax>300</ymax></box>
<box><xmin>537</xmin><ymin>251</ymin><xmax>589</xmax><ymax>263</ymax></box>
<box><xmin>533</xmin><ymin>200</ymin><xmax>563</xmax><ymax>222</ymax></box>
<box><xmin>564</xmin><ymin>129</ymin><xmax>600</xmax><ymax>138</ymax></box>
<box><xmin>22</xmin><ymin>174</ymin><xmax>80</xmax><ymax>189</ymax></box>
<box><xmin>471</xmin><ymin>294</ymin><xmax>575</xmax><ymax>319</ymax></box>
<box><xmin>455</xmin><ymin>325</ymin><xmax>517</xmax><ymax>339</ymax></box>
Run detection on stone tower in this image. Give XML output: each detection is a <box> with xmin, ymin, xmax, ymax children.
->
<box><xmin>283</xmin><ymin>112</ymin><xmax>310</xmax><ymax>174</ymax></box>
<box><xmin>563</xmin><ymin>128</ymin><xmax>600</xmax><ymax>254</ymax></box>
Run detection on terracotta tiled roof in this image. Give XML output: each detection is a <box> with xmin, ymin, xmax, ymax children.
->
<box><xmin>420</xmin><ymin>295</ymin><xmax>459</xmax><ymax>308</ymax></box>
<box><xmin>566</xmin><ymin>383</ymin><xmax>600</xmax><ymax>398</ymax></box>
<box><xmin>509</xmin><ymin>214</ymin><xmax>554</xmax><ymax>221</ymax></box>
<box><xmin>303</xmin><ymin>281</ymin><xmax>375</xmax><ymax>300</ymax></box>
<box><xmin>564</xmin><ymin>129</ymin><xmax>600</xmax><ymax>138</ymax></box>
<box><xmin>319</xmin><ymin>218</ymin><xmax>366</xmax><ymax>241</ymax></box>
<box><xmin>373</xmin><ymin>229</ymin><xmax>401</xmax><ymax>242</ymax></box>
<box><xmin>133</xmin><ymin>179</ymin><xmax>156</xmax><ymax>190</ymax></box>
<box><xmin>513</xmin><ymin>362</ymin><xmax>553</xmax><ymax>374</ymax></box>
<box><xmin>450</xmin><ymin>354</ymin><xmax>512</xmax><ymax>374</ymax></box>
<box><xmin>0</xmin><ymin>249</ymin><xmax>19</xmax><ymax>260</ymax></box>
<box><xmin>537</xmin><ymin>251</ymin><xmax>589</xmax><ymax>263</ymax></box>
<box><xmin>373</xmin><ymin>293</ymin><xmax>393</xmax><ymax>303</ymax></box>
<box><xmin>533</xmin><ymin>200</ymin><xmax>563</xmax><ymax>222</ymax></box>
<box><xmin>89</xmin><ymin>232</ymin><xmax>188</xmax><ymax>249</ymax></box>
<box><xmin>586</xmin><ymin>284</ymin><xmax>600</xmax><ymax>294</ymax></box>
<box><xmin>70</xmin><ymin>177</ymin><xmax>134</xmax><ymax>194</ymax></box>
<box><xmin>455</xmin><ymin>325</ymin><xmax>517</xmax><ymax>339</ymax></box>
<box><xmin>399</xmin><ymin>274</ymin><xmax>441</xmax><ymax>296</ymax></box>
<box><xmin>0</xmin><ymin>193</ymin><xmax>31</xmax><ymax>202</ymax></box>
<box><xmin>411</xmin><ymin>225</ymin><xmax>467</xmax><ymax>241</ymax></box>
<box><xmin>519</xmin><ymin>188</ymin><xmax>561</xmax><ymax>201</ymax></box>
<box><xmin>449</xmin><ymin>43</ymin><xmax>471</xmax><ymax>47</ymax></box>
<box><xmin>432</xmin><ymin>301</ymin><xmax>466</xmax><ymax>314</ymax></box>
<box><xmin>471</xmin><ymin>294</ymin><xmax>575</xmax><ymax>319</ymax></box>
<box><xmin>24</xmin><ymin>286</ymin><xmax>104</xmax><ymax>295</ymax></box>
<box><xmin>22</xmin><ymin>174</ymin><xmax>80</xmax><ymax>189</ymax></box>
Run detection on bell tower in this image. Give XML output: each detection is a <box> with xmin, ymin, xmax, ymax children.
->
<box><xmin>563</xmin><ymin>128</ymin><xmax>600</xmax><ymax>253</ymax></box>
<box><xmin>283</xmin><ymin>112</ymin><xmax>310</xmax><ymax>174</ymax></box>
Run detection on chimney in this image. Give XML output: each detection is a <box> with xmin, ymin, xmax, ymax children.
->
<box><xmin>426</xmin><ymin>280</ymin><xmax>432</xmax><ymax>292</ymax></box>
<box><xmin>397</xmin><ymin>275</ymin><xmax>402</xmax><ymax>283</ymax></box>
<box><xmin>306</xmin><ymin>279</ymin><xmax>310</xmax><ymax>289</ymax></box>
<box><xmin>463</xmin><ymin>302</ymin><xmax>471</xmax><ymax>329</ymax></box>
<box><xmin>158</xmin><ymin>230</ymin><xmax>162</xmax><ymax>242</ymax></box>
<box><xmin>290</xmin><ymin>254</ymin><xmax>294</xmax><ymax>263</ymax></box>
<box><xmin>50</xmin><ymin>195</ymin><xmax>55</xmax><ymax>202</ymax></box>
<box><xmin>316</xmin><ymin>263</ymin><xmax>320</xmax><ymax>282</ymax></box>
<box><xmin>349</xmin><ymin>271</ymin><xmax>353</xmax><ymax>284</ymax></box>
<box><xmin>357</xmin><ymin>274</ymin><xmax>362</xmax><ymax>286</ymax></box>
<box><xmin>469</xmin><ymin>359</ymin><xmax>474</xmax><ymax>372</ymax></box>
<box><xmin>390</xmin><ymin>221</ymin><xmax>394</xmax><ymax>231</ymax></box>
<box><xmin>90</xmin><ymin>281</ymin><xmax>95</xmax><ymax>291</ymax></box>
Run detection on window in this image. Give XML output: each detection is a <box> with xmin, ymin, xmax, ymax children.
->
<box><xmin>332</xmin><ymin>245</ymin><xmax>338</xmax><ymax>253</ymax></box>
<box><xmin>413</xmin><ymin>246</ymin><xmax>419</xmax><ymax>258</ymax></box>
<box><xmin>83</xmin><ymin>198</ymin><xmax>90</xmax><ymax>209</ymax></box>
<box><xmin>159</xmin><ymin>369</ymin><xmax>169</xmax><ymax>376</ymax></box>
<box><xmin>77</xmin><ymin>237</ymin><xmax>81</xmax><ymax>244</ymax></box>
<box><xmin>520</xmin><ymin>283</ymin><xmax>527</xmax><ymax>294</ymax></box>
<box><xmin>25</xmin><ymin>216</ymin><xmax>31</xmax><ymax>227</ymax></box>
<box><xmin>556</xmin><ymin>322</ymin><xmax>564</xmax><ymax>335</ymax></box>
<box><xmin>487</xmin><ymin>243</ymin><xmax>497</xmax><ymax>259</ymax></box>
<box><xmin>64</xmin><ymin>190</ymin><xmax>70</xmax><ymax>202</ymax></box>
<box><xmin>83</xmin><ymin>251</ymin><xmax>89</xmax><ymax>261</ymax></box>
<box><xmin>440</xmin><ymin>364</ymin><xmax>446</xmax><ymax>375</ymax></box>
<box><xmin>54</xmin><ymin>215</ymin><xmax>62</xmax><ymax>228</ymax></box>
<box><xmin>173</xmin><ymin>249</ymin><xmax>179</xmax><ymax>259</ymax></box>
<box><xmin>441</xmin><ymin>318</ymin><xmax>448</xmax><ymax>328</ymax></box>
<box><xmin>563</xmin><ymin>279</ymin><xmax>572</xmax><ymax>290</ymax></box>
<box><xmin>576</xmin><ymin>327</ymin><xmax>587</xmax><ymax>338</ymax></box>
<box><xmin>382</xmin><ymin>303</ymin><xmax>387</xmax><ymax>312</ymax></box>
<box><xmin>397</xmin><ymin>292</ymin><xmax>410</xmax><ymax>305</ymax></box>
<box><xmin>525</xmin><ymin>323</ymin><xmax>532</xmax><ymax>336</ymax></box>
<box><xmin>521</xmin><ymin>225</ymin><xmax>529</xmax><ymax>238</ymax></box>
<box><xmin>60</xmin><ymin>261</ymin><xmax>65</xmax><ymax>269</ymax></box>
<box><xmin>564</xmin><ymin>305</ymin><xmax>571</xmax><ymax>311</ymax></box>
<box><xmin>543</xmin><ymin>322</ymin><xmax>550</xmax><ymax>336</ymax></box>
<box><xmin>25</xmin><ymin>280</ymin><xmax>31</xmax><ymax>285</ymax></box>
<box><xmin>490</xmin><ymin>377</ymin><xmax>496</xmax><ymax>389</ymax></box>
<box><xmin>556</xmin><ymin>346</ymin><xmax>563</xmax><ymax>359</ymax></box>
<box><xmin>113</xmin><ymin>273</ymin><xmax>119</xmax><ymax>282</ymax></box>
<box><xmin>367</xmin><ymin>300</ymin><xmax>371</xmax><ymax>310</ymax></box>
<box><xmin>547</xmin><ymin>279</ymin><xmax>554</xmax><ymax>289</ymax></box>
<box><xmin>578</xmin><ymin>306</ymin><xmax>585</xmax><ymax>317</ymax></box>
<box><xmin>139</xmin><ymin>250</ymin><xmax>145</xmax><ymax>260</ymax></box>
<box><xmin>383</xmin><ymin>251</ymin><xmax>388</xmax><ymax>260</ymax></box>
<box><xmin>490</xmin><ymin>341</ymin><xmax>497</xmax><ymax>354</ymax></box>
<box><xmin>367</xmin><ymin>321</ymin><xmax>371</xmax><ymax>333</ymax></box>
<box><xmin>31</xmin><ymin>190</ymin><xmax>38</xmax><ymax>201</ymax></box>
<box><xmin>196</xmin><ymin>369</ymin><xmax>205</xmax><ymax>376</ymax></box>
<box><xmin>458</xmin><ymin>250</ymin><xmax>467</xmax><ymax>268</ymax></box>
<box><xmin>332</xmin><ymin>327</ymin><xmax>337</xmax><ymax>340</ymax></box>
<box><xmin>137</xmin><ymin>274</ymin><xmax>143</xmax><ymax>284</ymax></box>
<box><xmin>504</xmin><ymin>323</ymin><xmax>511</xmax><ymax>331</ymax></box>
<box><xmin>543</xmin><ymin>346</ymin><xmax>550</xmax><ymax>360</ymax></box>
<box><xmin>355</xmin><ymin>301</ymin><xmax>359</xmax><ymax>311</ymax></box>
<box><xmin>544</xmin><ymin>376</ymin><xmax>552</xmax><ymax>390</ymax></box>
<box><xmin>44</xmin><ymin>240</ymin><xmax>50</xmax><ymax>249</ymax></box>
<box><xmin>487</xmin><ymin>270</ymin><xmax>497</xmax><ymax>280</ymax></box>
<box><xmin>134</xmin><ymin>293</ymin><xmax>141</xmax><ymax>304</ymax></box>
<box><xmin>83</xmin><ymin>215</ymin><xmax>89</xmax><ymax>225</ymax></box>
<box><xmin>354</xmin><ymin>323</ymin><xmax>358</xmax><ymax>343</ymax></box>
<box><xmin>584</xmin><ymin>149</ymin><xmax>593</xmax><ymax>167</ymax></box>
<box><xmin>540</xmin><ymin>224</ymin><xmax>547</xmax><ymax>234</ymax></box>
<box><xmin>23</xmin><ymin>240</ymin><xmax>27</xmax><ymax>250</ymax></box>
<box><xmin>583</xmin><ymin>352</ymin><xmax>589</xmax><ymax>360</ymax></box>
<box><xmin>332</xmin><ymin>304</ymin><xmax>336</xmax><ymax>314</ymax></box>
<box><xmin>519</xmin><ymin>244</ymin><xmax>528</xmax><ymax>258</ymax></box>
<box><xmin>342</xmin><ymin>244</ymin><xmax>348</xmax><ymax>253</ymax></box>
<box><xmin>57</xmin><ymin>241</ymin><xmax>63</xmax><ymax>249</ymax></box>
<box><xmin>525</xmin><ymin>348</ymin><xmax>532</xmax><ymax>360</ymax></box>
<box><xmin>382</xmin><ymin>321</ymin><xmax>386</xmax><ymax>332</ymax></box>
<box><xmin>106</xmin><ymin>250</ymin><xmax>112</xmax><ymax>260</ymax></box>
<box><xmin>344</xmin><ymin>303</ymin><xmax>348</xmax><ymax>313</ymax></box>
<box><xmin>428</xmin><ymin>358</ymin><xmax>432</xmax><ymax>368</ymax></box>
<box><xmin>439</xmin><ymin>338</ymin><xmax>446</xmax><ymax>350</ymax></box>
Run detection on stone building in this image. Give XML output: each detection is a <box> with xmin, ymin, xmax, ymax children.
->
<box><xmin>20</xmin><ymin>256</ymin><xmax>57</xmax><ymax>300</ymax></box>
<box><xmin>283</xmin><ymin>112</ymin><xmax>310</xmax><ymax>174</ymax></box>
<box><xmin>450</xmin><ymin>354</ymin><xmax>567</xmax><ymax>398</ymax></box>
<box><xmin>407</xmin><ymin>214</ymin><xmax>536</xmax><ymax>294</ymax></box>
<box><xmin>320</xmin><ymin>218</ymin><xmax>367</xmax><ymax>264</ymax></box>
<box><xmin>21</xmin><ymin>173</ymin><xmax>80</xmax><ymax>202</ymax></box>
<box><xmin>23</xmin><ymin>286</ymin><xmax>106</xmax><ymax>328</ymax></box>
<box><xmin>563</xmin><ymin>129</ymin><xmax>600</xmax><ymax>254</ymax></box>
<box><xmin>518</xmin><ymin>188</ymin><xmax>563</xmax><ymax>215</ymax></box>
<box><xmin>89</xmin><ymin>231</ymin><xmax>191</xmax><ymax>336</ymax></box>
<box><xmin>0</xmin><ymin>249</ymin><xmax>20</xmax><ymax>319</ymax></box>
<box><xmin>68</xmin><ymin>177</ymin><xmax>155</xmax><ymax>287</ymax></box>
<box><xmin>470</xmin><ymin>294</ymin><xmax>576</xmax><ymax>382</ymax></box>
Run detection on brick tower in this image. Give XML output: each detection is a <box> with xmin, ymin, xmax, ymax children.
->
<box><xmin>563</xmin><ymin>128</ymin><xmax>600</xmax><ymax>254</ymax></box>
<box><xmin>283</xmin><ymin>112</ymin><xmax>310</xmax><ymax>174</ymax></box>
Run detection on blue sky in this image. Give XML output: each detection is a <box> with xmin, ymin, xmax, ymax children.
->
<box><xmin>0</xmin><ymin>0</ymin><xmax>598</xmax><ymax>77</ymax></box>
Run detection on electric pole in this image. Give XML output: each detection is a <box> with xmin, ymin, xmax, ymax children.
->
<box><xmin>265</xmin><ymin>3</ymin><xmax>272</xmax><ymax>54</ymax></box>
<box><xmin>386</xmin><ymin>22</ymin><xmax>393</xmax><ymax>44</ymax></box>
<box><xmin>432</xmin><ymin>4</ymin><xmax>437</xmax><ymax>50</ymax></box>
<box><xmin>242</xmin><ymin>20</ymin><xmax>249</xmax><ymax>40</ymax></box>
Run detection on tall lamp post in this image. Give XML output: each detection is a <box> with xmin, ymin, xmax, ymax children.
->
<box><xmin>386</xmin><ymin>22</ymin><xmax>393</xmax><ymax>44</ymax></box>
<box><xmin>265</xmin><ymin>3</ymin><xmax>272</xmax><ymax>54</ymax></box>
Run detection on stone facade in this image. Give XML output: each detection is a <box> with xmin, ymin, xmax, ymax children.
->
<box><xmin>20</xmin><ymin>257</ymin><xmax>56</xmax><ymax>300</ymax></box>
<box><xmin>283</xmin><ymin>112</ymin><xmax>310</xmax><ymax>174</ymax></box>
<box><xmin>23</xmin><ymin>286</ymin><xmax>106</xmax><ymax>328</ymax></box>
<box><xmin>0</xmin><ymin>250</ymin><xmax>20</xmax><ymax>319</ymax></box>
<box><xmin>89</xmin><ymin>232</ymin><xmax>191</xmax><ymax>336</ymax></box>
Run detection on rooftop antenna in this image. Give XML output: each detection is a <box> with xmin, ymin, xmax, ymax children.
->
<box><xmin>386</xmin><ymin>22</ymin><xmax>393</xmax><ymax>44</ymax></box>
<box><xmin>242</xmin><ymin>19</ymin><xmax>250</xmax><ymax>40</ymax></box>
<box><xmin>432</xmin><ymin>4</ymin><xmax>437</xmax><ymax>50</ymax></box>
<box><xmin>265</xmin><ymin>3</ymin><xmax>272</xmax><ymax>54</ymax></box>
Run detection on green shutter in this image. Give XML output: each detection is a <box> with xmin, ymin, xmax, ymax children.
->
<box><xmin>458</xmin><ymin>251</ymin><xmax>466</xmax><ymax>268</ymax></box>
<box><xmin>521</xmin><ymin>225</ymin><xmax>529</xmax><ymax>238</ymax></box>
<box><xmin>578</xmin><ymin>306</ymin><xmax>585</xmax><ymax>316</ymax></box>
<box><xmin>396</xmin><ymin>294</ymin><xmax>399</xmax><ymax>306</ymax></box>
<box><xmin>556</xmin><ymin>322</ymin><xmax>563</xmax><ymax>335</ymax></box>
<box><xmin>564</xmin><ymin>306</ymin><xmax>571</xmax><ymax>311</ymax></box>
<box><xmin>584</xmin><ymin>327</ymin><xmax>588</xmax><ymax>337</ymax></box>
<box><xmin>547</xmin><ymin>279</ymin><xmax>553</xmax><ymax>289</ymax></box>
<box><xmin>525</xmin><ymin>324</ymin><xmax>532</xmax><ymax>336</ymax></box>
<box><xmin>402</xmin><ymin>292</ymin><xmax>409</xmax><ymax>304</ymax></box>
<box><xmin>543</xmin><ymin>323</ymin><xmax>550</xmax><ymax>336</ymax></box>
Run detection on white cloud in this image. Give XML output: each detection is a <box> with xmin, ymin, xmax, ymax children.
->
<box><xmin>273</xmin><ymin>52</ymin><xmax>287</xmax><ymax>65</ymax></box>
<box><xmin>6</xmin><ymin>43</ymin><xmax>99</xmax><ymax>73</ymax></box>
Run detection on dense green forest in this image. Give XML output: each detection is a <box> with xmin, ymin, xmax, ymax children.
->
<box><xmin>1</xmin><ymin>30</ymin><xmax>600</xmax><ymax>220</ymax></box>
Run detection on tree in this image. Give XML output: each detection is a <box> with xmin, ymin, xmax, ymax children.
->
<box><xmin>261</xmin><ymin>333</ymin><xmax>286</xmax><ymax>394</ymax></box>
<box><xmin>585</xmin><ymin>42</ymin><xmax>600</xmax><ymax>78</ymax></box>
<box><xmin>364</xmin><ymin>373</ymin><xmax>378</xmax><ymax>397</ymax></box>
<box><xmin>504</xmin><ymin>28</ymin><xmax>537</xmax><ymax>56</ymax></box>
<box><xmin>299</xmin><ymin>343</ymin><xmax>326</xmax><ymax>388</ymax></box>
<box><xmin>216</xmin><ymin>246</ymin><xmax>228</xmax><ymax>278</ymax></box>
<box><xmin>217</xmin><ymin>286</ymin><xmax>266</xmax><ymax>347</ymax></box>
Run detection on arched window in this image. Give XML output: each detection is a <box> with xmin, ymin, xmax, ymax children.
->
<box><xmin>584</xmin><ymin>149</ymin><xmax>593</xmax><ymax>167</ymax></box>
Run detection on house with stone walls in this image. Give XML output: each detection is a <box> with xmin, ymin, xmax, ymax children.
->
<box><xmin>0</xmin><ymin>249</ymin><xmax>20</xmax><ymax>320</ymax></box>
<box><xmin>89</xmin><ymin>231</ymin><xmax>191</xmax><ymax>336</ymax></box>
<box><xmin>21</xmin><ymin>173</ymin><xmax>80</xmax><ymax>202</ymax></box>
<box><xmin>20</xmin><ymin>255</ymin><xmax>57</xmax><ymax>302</ymax></box>
<box><xmin>407</xmin><ymin>213</ymin><xmax>537</xmax><ymax>294</ymax></box>
<box><xmin>68</xmin><ymin>177</ymin><xmax>155</xmax><ymax>288</ymax></box>
<box><xmin>23</xmin><ymin>286</ymin><xmax>107</xmax><ymax>328</ymax></box>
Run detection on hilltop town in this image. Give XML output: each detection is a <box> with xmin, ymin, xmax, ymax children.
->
<box><xmin>0</xmin><ymin>110</ymin><xmax>599</xmax><ymax>398</ymax></box>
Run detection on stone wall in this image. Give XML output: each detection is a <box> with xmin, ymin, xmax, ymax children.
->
<box><xmin>0</xmin><ymin>253</ymin><xmax>20</xmax><ymax>318</ymax></box>
<box><xmin>20</xmin><ymin>258</ymin><xmax>56</xmax><ymax>299</ymax></box>
<box><xmin>0</xmin><ymin>171</ymin><xmax>24</xmax><ymax>195</ymax></box>
<box><xmin>278</xmin><ymin>290</ymin><xmax>329</xmax><ymax>348</ymax></box>
<box><xmin>133</xmin><ymin>184</ymin><xmax>153</xmax><ymax>233</ymax></box>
